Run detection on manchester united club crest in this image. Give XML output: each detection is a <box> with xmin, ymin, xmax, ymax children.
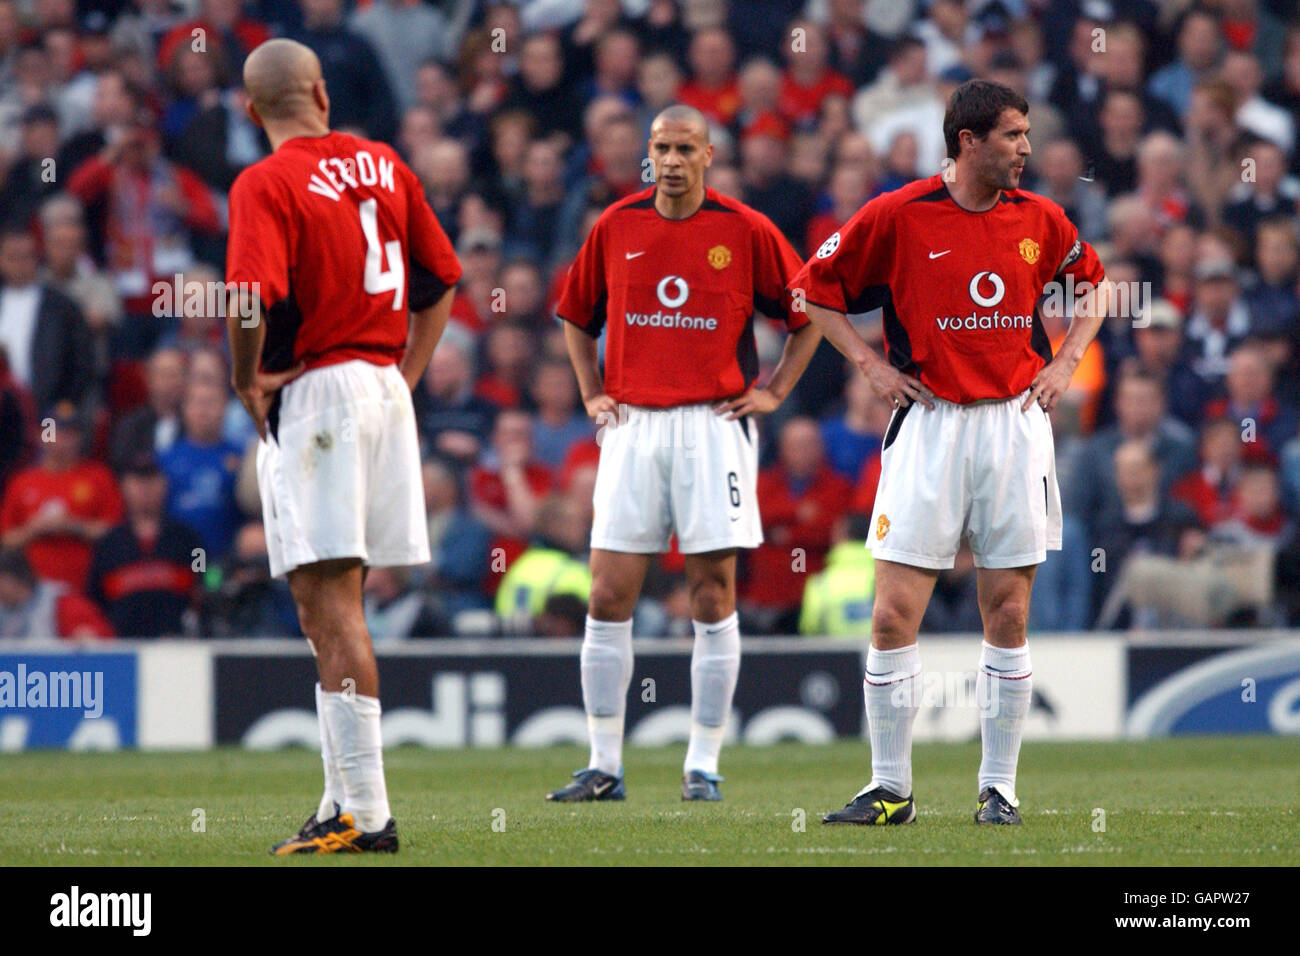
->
<box><xmin>1018</xmin><ymin>238</ymin><xmax>1041</xmax><ymax>265</ymax></box>
<box><xmin>876</xmin><ymin>514</ymin><xmax>890</xmax><ymax>540</ymax></box>
<box><xmin>707</xmin><ymin>245</ymin><xmax>732</xmax><ymax>270</ymax></box>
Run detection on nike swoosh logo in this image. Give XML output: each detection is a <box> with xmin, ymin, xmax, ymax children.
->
<box><xmin>729</xmin><ymin>515</ymin><xmax>740</xmax><ymax>522</ymax></box>
<box><xmin>928</xmin><ymin>250</ymin><xmax>951</xmax><ymax>259</ymax></box>
<box><xmin>592</xmin><ymin>780</ymin><xmax>613</xmax><ymax>796</ymax></box>
<box><xmin>625</xmin><ymin>251</ymin><xmax>645</xmax><ymax>259</ymax></box>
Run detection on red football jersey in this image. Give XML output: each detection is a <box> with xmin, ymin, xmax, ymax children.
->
<box><xmin>557</xmin><ymin>187</ymin><xmax>808</xmax><ymax>408</ymax></box>
<box><xmin>226</xmin><ymin>130</ymin><xmax>462</xmax><ymax>375</ymax></box>
<box><xmin>790</xmin><ymin>174</ymin><xmax>1106</xmax><ymax>404</ymax></box>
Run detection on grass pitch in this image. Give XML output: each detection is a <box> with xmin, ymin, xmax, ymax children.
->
<box><xmin>3</xmin><ymin>736</ymin><xmax>1297</xmax><ymax>866</ymax></box>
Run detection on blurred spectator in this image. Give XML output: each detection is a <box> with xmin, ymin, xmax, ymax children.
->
<box><xmin>66</xmin><ymin>111</ymin><xmax>222</xmax><ymax>321</ymax></box>
<box><xmin>416</xmin><ymin>335</ymin><xmax>498</xmax><ymax>464</ymax></box>
<box><xmin>920</xmin><ymin>543</ymin><xmax>984</xmax><ymax>634</ymax></box>
<box><xmin>635</xmin><ymin>50</ymin><xmax>683</xmax><ymax>135</ymax></box>
<box><xmin>820</xmin><ymin>372</ymin><xmax>890</xmax><ymax>480</ymax></box>
<box><xmin>1029</xmin><ymin>138</ymin><xmax>1108</xmax><ymax>242</ymax></box>
<box><xmin>584</xmin><ymin>27</ymin><xmax>641</xmax><ymax>105</ymax></box>
<box><xmin>1090</xmin><ymin>90</ymin><xmax>1144</xmax><ymax>197</ymax></box>
<box><xmin>0</xmin><ymin>346</ymin><xmax>36</xmax><ymax>491</ymax></box>
<box><xmin>503</xmin><ymin>32</ymin><xmax>583</xmax><ymax>144</ymax></box>
<box><xmin>422</xmin><ymin>455</ymin><xmax>492</xmax><ymax>625</ymax></box>
<box><xmin>504</xmin><ymin>138</ymin><xmax>577</xmax><ymax>269</ymax></box>
<box><xmin>1202</xmin><ymin>342</ymin><xmax>1297</xmax><ymax>460</ymax></box>
<box><xmin>1147</xmin><ymin>7</ymin><xmax>1223</xmax><ymax>117</ymax></box>
<box><xmin>678</xmin><ymin>26</ymin><xmax>740</xmax><ymax>125</ymax></box>
<box><xmin>39</xmin><ymin>195</ymin><xmax>123</xmax><ymax>367</ymax></box>
<box><xmin>529</xmin><ymin>357</ymin><xmax>589</xmax><ymax>471</ymax></box>
<box><xmin>469</xmin><ymin>408</ymin><xmax>553</xmax><ymax>573</ymax></box>
<box><xmin>799</xmin><ymin>512</ymin><xmax>873</xmax><ymax>638</ymax></box>
<box><xmin>86</xmin><ymin>452</ymin><xmax>202</xmax><ymax>637</ymax></box>
<box><xmin>1212</xmin><ymin>460</ymin><xmax>1294</xmax><ymax>548</ymax></box>
<box><xmin>1183</xmin><ymin>79</ymin><xmax>1241</xmax><ymax>222</ymax></box>
<box><xmin>1185</xmin><ymin>257</ymin><xmax>1253</xmax><ymax>387</ymax></box>
<box><xmin>0</xmin><ymin>546</ymin><xmax>113</xmax><ymax>639</ymax></box>
<box><xmin>0</xmin><ymin>228</ymin><xmax>93</xmax><ymax>413</ymax></box>
<box><xmin>851</xmin><ymin>37</ymin><xmax>937</xmax><ymax>146</ymax></box>
<box><xmin>1129</xmin><ymin>298</ymin><xmax>1208</xmax><ymax>428</ymax></box>
<box><xmin>158</xmin><ymin>379</ymin><xmax>242</xmax><ymax>560</ymax></box>
<box><xmin>496</xmin><ymin>491</ymin><xmax>592</xmax><ymax>630</ymax></box>
<box><xmin>1244</xmin><ymin>217</ymin><xmax>1300</xmax><ymax>336</ymax></box>
<box><xmin>1172</xmin><ymin>417</ymin><xmax>1245</xmax><ymax>528</ymax></box>
<box><xmin>740</xmin><ymin>120</ymin><xmax>812</xmax><ymax>253</ymax></box>
<box><xmin>201</xmin><ymin>520</ymin><xmax>299</xmax><ymax>637</ymax></box>
<box><xmin>778</xmin><ymin>19</ymin><xmax>853</xmax><ymax>129</ymax></box>
<box><xmin>1092</xmin><ymin>439</ymin><xmax>1204</xmax><ymax>628</ymax></box>
<box><xmin>364</xmin><ymin>565</ymin><xmax>444</xmax><ymax>640</ymax></box>
<box><xmin>0</xmin><ymin>401</ymin><xmax>122</xmax><ymax>591</ymax></box>
<box><xmin>109</xmin><ymin>345</ymin><xmax>185</xmax><ymax>469</ymax></box>
<box><xmin>1222</xmin><ymin>139</ymin><xmax>1297</xmax><ymax>247</ymax></box>
<box><xmin>0</xmin><ymin>105</ymin><xmax>63</xmax><ymax>231</ymax></box>
<box><xmin>475</xmin><ymin>321</ymin><xmax>534</xmax><ymax>409</ymax></box>
<box><xmin>156</xmin><ymin>0</ymin><xmax>271</xmax><ymax>90</ymax></box>
<box><xmin>292</xmin><ymin>0</ymin><xmax>398</xmax><ymax>144</ymax></box>
<box><xmin>744</xmin><ymin>417</ymin><xmax>853</xmax><ymax>631</ymax></box>
<box><xmin>1067</xmin><ymin>369</ymin><xmax>1198</xmax><ymax>548</ymax></box>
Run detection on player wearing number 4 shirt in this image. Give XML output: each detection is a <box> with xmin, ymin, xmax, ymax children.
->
<box><xmin>791</xmin><ymin>81</ymin><xmax>1109</xmax><ymax>826</ymax></box>
<box><xmin>224</xmin><ymin>40</ymin><xmax>462</xmax><ymax>854</ymax></box>
<box><xmin>546</xmin><ymin>106</ymin><xmax>822</xmax><ymax>804</ymax></box>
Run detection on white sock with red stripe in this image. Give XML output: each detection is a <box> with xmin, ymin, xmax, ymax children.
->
<box><xmin>582</xmin><ymin>616</ymin><xmax>634</xmax><ymax>776</ymax></box>
<box><xmin>862</xmin><ymin>644</ymin><xmax>921</xmax><ymax>798</ymax></box>
<box><xmin>684</xmin><ymin>612</ymin><xmax>741</xmax><ymax>775</ymax></box>
<box><xmin>315</xmin><ymin>683</ymin><xmax>343</xmax><ymax>821</ymax></box>
<box><xmin>320</xmin><ymin>690</ymin><xmax>392</xmax><ymax>833</ymax></box>
<box><xmin>977</xmin><ymin>641</ymin><xmax>1031</xmax><ymax>806</ymax></box>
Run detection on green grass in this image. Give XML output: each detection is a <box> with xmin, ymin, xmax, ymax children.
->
<box><xmin>3</xmin><ymin>737</ymin><xmax>1298</xmax><ymax>866</ymax></box>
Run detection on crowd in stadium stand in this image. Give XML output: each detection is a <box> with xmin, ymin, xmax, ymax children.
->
<box><xmin>3</xmin><ymin>0</ymin><xmax>1300</xmax><ymax>640</ymax></box>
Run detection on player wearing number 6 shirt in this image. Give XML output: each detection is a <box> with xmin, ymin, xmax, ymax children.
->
<box><xmin>224</xmin><ymin>40</ymin><xmax>461</xmax><ymax>854</ymax></box>
<box><xmin>546</xmin><ymin>105</ymin><xmax>821</xmax><ymax>803</ymax></box>
<box><xmin>790</xmin><ymin>81</ymin><xmax>1109</xmax><ymax>827</ymax></box>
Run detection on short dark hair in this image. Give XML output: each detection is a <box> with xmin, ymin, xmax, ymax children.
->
<box><xmin>943</xmin><ymin>79</ymin><xmax>1029</xmax><ymax>160</ymax></box>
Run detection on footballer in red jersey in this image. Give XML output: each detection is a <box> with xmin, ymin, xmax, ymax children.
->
<box><xmin>546</xmin><ymin>106</ymin><xmax>822</xmax><ymax>804</ymax></box>
<box><xmin>224</xmin><ymin>40</ymin><xmax>460</xmax><ymax>855</ymax></box>
<box><xmin>795</xmin><ymin>81</ymin><xmax>1110</xmax><ymax>827</ymax></box>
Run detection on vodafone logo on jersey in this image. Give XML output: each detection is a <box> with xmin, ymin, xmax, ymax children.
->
<box><xmin>657</xmin><ymin>275</ymin><xmax>690</xmax><ymax>308</ymax></box>
<box><xmin>625</xmin><ymin>275</ymin><xmax>720</xmax><ymax>331</ymax></box>
<box><xmin>968</xmin><ymin>271</ymin><xmax>1006</xmax><ymax>307</ymax></box>
<box><xmin>934</xmin><ymin>270</ymin><xmax>1030</xmax><ymax>332</ymax></box>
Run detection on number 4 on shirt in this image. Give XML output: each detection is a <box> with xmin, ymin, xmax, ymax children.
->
<box><xmin>359</xmin><ymin>197</ymin><xmax>405</xmax><ymax>311</ymax></box>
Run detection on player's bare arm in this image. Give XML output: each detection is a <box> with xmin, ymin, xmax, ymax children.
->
<box><xmin>226</xmin><ymin>288</ymin><xmax>304</xmax><ymax>440</ymax></box>
<box><xmin>714</xmin><ymin>321</ymin><xmax>822</xmax><ymax>418</ymax></box>
<box><xmin>399</xmin><ymin>285</ymin><xmax>455</xmax><ymax>392</ymax></box>
<box><xmin>803</xmin><ymin>301</ymin><xmax>935</xmax><ymax>409</ymax></box>
<box><xmin>562</xmin><ymin>320</ymin><xmax>618</xmax><ymax>422</ymax></box>
<box><xmin>1021</xmin><ymin>278</ymin><xmax>1111</xmax><ymax>413</ymax></box>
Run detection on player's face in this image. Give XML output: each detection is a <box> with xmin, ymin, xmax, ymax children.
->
<box><xmin>649</xmin><ymin>121</ymin><xmax>713</xmax><ymax>198</ymax></box>
<box><xmin>976</xmin><ymin>109</ymin><xmax>1031</xmax><ymax>192</ymax></box>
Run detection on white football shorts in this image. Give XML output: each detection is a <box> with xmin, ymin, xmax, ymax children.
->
<box><xmin>868</xmin><ymin>388</ymin><xmax>1062</xmax><ymax>569</ymax></box>
<box><xmin>257</xmin><ymin>359</ymin><xmax>430</xmax><ymax>578</ymax></box>
<box><xmin>590</xmin><ymin>403</ymin><xmax>762</xmax><ymax>554</ymax></box>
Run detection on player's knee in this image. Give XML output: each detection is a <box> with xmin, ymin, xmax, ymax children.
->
<box><xmin>870</xmin><ymin>600</ymin><xmax>918</xmax><ymax>645</ymax></box>
<box><xmin>588</xmin><ymin>577</ymin><xmax>635</xmax><ymax>621</ymax></box>
<box><xmin>689</xmin><ymin>580</ymin><xmax>731</xmax><ymax>622</ymax></box>
<box><xmin>985</xmin><ymin>594</ymin><xmax>1030</xmax><ymax>638</ymax></box>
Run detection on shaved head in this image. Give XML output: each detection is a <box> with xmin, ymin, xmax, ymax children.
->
<box><xmin>651</xmin><ymin>104</ymin><xmax>710</xmax><ymax>143</ymax></box>
<box><xmin>243</xmin><ymin>38</ymin><xmax>323</xmax><ymax>121</ymax></box>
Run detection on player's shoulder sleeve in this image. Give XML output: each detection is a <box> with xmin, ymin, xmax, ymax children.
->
<box><xmin>556</xmin><ymin>207</ymin><xmax>612</xmax><ymax>338</ymax></box>
<box><xmin>226</xmin><ymin>161</ymin><xmax>294</xmax><ymax>309</ymax></box>
<box><xmin>742</xmin><ymin>202</ymin><xmax>807</xmax><ymax>330</ymax></box>
<box><xmin>395</xmin><ymin>154</ymin><xmax>462</xmax><ymax>311</ymax></box>
<box><xmin>788</xmin><ymin>190</ymin><xmax>897</xmax><ymax>315</ymax></box>
<box><xmin>1039</xmin><ymin>192</ymin><xmax>1105</xmax><ymax>286</ymax></box>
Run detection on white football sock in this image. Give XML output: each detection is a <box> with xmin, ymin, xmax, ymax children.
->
<box><xmin>684</xmin><ymin>612</ymin><xmax>741</xmax><ymax>775</ymax></box>
<box><xmin>977</xmin><ymin>641</ymin><xmax>1031</xmax><ymax>806</ymax></box>
<box><xmin>315</xmin><ymin>683</ymin><xmax>343</xmax><ymax>820</ymax></box>
<box><xmin>581</xmin><ymin>616</ymin><xmax>634</xmax><ymax>775</ymax></box>
<box><xmin>320</xmin><ymin>690</ymin><xmax>392</xmax><ymax>832</ymax></box>
<box><xmin>862</xmin><ymin>644</ymin><xmax>922</xmax><ymax>797</ymax></box>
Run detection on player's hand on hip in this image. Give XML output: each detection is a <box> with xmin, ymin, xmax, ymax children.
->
<box><xmin>236</xmin><ymin>363</ymin><xmax>305</xmax><ymax>441</ymax></box>
<box><xmin>583</xmin><ymin>392</ymin><xmax>620</xmax><ymax>423</ymax></box>
<box><xmin>861</xmin><ymin>360</ymin><xmax>934</xmax><ymax>410</ymax></box>
<box><xmin>1022</xmin><ymin>358</ymin><xmax>1072</xmax><ymax>413</ymax></box>
<box><xmin>714</xmin><ymin>387</ymin><xmax>780</xmax><ymax>419</ymax></box>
